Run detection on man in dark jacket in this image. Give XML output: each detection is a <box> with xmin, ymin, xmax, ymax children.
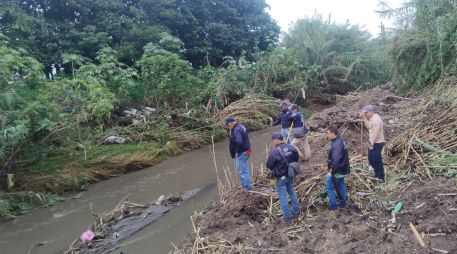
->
<box><xmin>326</xmin><ymin>125</ymin><xmax>350</xmax><ymax>211</ymax></box>
<box><xmin>225</xmin><ymin>117</ymin><xmax>252</xmax><ymax>190</ymax></box>
<box><xmin>272</xmin><ymin>101</ymin><xmax>293</xmax><ymax>143</ymax></box>
<box><xmin>266</xmin><ymin>132</ymin><xmax>300</xmax><ymax>222</ymax></box>
<box><xmin>288</xmin><ymin>104</ymin><xmax>311</xmax><ymax>161</ymax></box>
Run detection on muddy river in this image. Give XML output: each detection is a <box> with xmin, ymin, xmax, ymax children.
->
<box><xmin>0</xmin><ymin>128</ymin><xmax>274</xmax><ymax>254</ymax></box>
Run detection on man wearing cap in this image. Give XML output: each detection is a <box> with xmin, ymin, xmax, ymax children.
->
<box><xmin>272</xmin><ymin>101</ymin><xmax>293</xmax><ymax>143</ymax></box>
<box><xmin>326</xmin><ymin>125</ymin><xmax>350</xmax><ymax>212</ymax></box>
<box><xmin>266</xmin><ymin>132</ymin><xmax>301</xmax><ymax>223</ymax></box>
<box><xmin>360</xmin><ymin>105</ymin><xmax>385</xmax><ymax>181</ymax></box>
<box><xmin>287</xmin><ymin>104</ymin><xmax>311</xmax><ymax>162</ymax></box>
<box><xmin>225</xmin><ymin>117</ymin><xmax>252</xmax><ymax>190</ymax></box>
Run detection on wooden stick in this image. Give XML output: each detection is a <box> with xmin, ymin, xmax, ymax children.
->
<box><xmin>409</xmin><ymin>222</ymin><xmax>426</xmax><ymax>248</ymax></box>
<box><xmin>249</xmin><ymin>190</ymin><xmax>273</xmax><ymax>197</ymax></box>
<box><xmin>431</xmin><ymin>247</ymin><xmax>449</xmax><ymax>254</ymax></box>
<box><xmin>360</xmin><ymin>117</ymin><xmax>364</xmax><ymax>170</ymax></box>
<box><xmin>411</xmin><ymin>146</ymin><xmax>432</xmax><ymax>180</ymax></box>
<box><xmin>389</xmin><ymin>95</ymin><xmax>419</xmax><ymax>101</ymax></box>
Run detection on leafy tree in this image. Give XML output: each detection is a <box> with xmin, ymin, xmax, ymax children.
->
<box><xmin>203</xmin><ymin>55</ymin><xmax>256</xmax><ymax>102</ymax></box>
<box><xmin>280</xmin><ymin>14</ymin><xmax>389</xmax><ymax>95</ymax></box>
<box><xmin>62</xmin><ymin>53</ymin><xmax>86</xmax><ymax>78</ymax></box>
<box><xmin>0</xmin><ymin>0</ymin><xmax>279</xmax><ymax>72</ymax></box>
<box><xmin>58</xmin><ymin>47</ymin><xmax>137</xmax><ymax>122</ymax></box>
<box><xmin>0</xmin><ymin>34</ymin><xmax>50</xmax><ymax>165</ymax></box>
<box><xmin>136</xmin><ymin>41</ymin><xmax>203</xmax><ymax>108</ymax></box>
<box><xmin>379</xmin><ymin>0</ymin><xmax>457</xmax><ymax>91</ymax></box>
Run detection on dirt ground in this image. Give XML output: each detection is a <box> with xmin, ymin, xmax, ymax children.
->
<box><xmin>176</xmin><ymin>86</ymin><xmax>457</xmax><ymax>254</ymax></box>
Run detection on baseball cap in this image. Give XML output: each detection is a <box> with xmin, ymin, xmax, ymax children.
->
<box><xmin>362</xmin><ymin>105</ymin><xmax>375</xmax><ymax>113</ymax></box>
<box><xmin>289</xmin><ymin>104</ymin><xmax>298</xmax><ymax>110</ymax></box>
<box><xmin>271</xmin><ymin>132</ymin><xmax>283</xmax><ymax>140</ymax></box>
<box><xmin>224</xmin><ymin>116</ymin><xmax>236</xmax><ymax>126</ymax></box>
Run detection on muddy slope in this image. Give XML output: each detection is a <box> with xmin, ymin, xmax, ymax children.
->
<box><xmin>175</xmin><ymin>87</ymin><xmax>457</xmax><ymax>254</ymax></box>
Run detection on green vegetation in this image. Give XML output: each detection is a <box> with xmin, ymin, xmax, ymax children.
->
<box><xmin>0</xmin><ymin>192</ymin><xmax>65</xmax><ymax>219</ymax></box>
<box><xmin>379</xmin><ymin>0</ymin><xmax>457</xmax><ymax>92</ymax></box>
<box><xmin>0</xmin><ymin>0</ymin><xmax>279</xmax><ymax>69</ymax></box>
<box><xmin>0</xmin><ymin>0</ymin><xmax>456</xmax><ymax>218</ymax></box>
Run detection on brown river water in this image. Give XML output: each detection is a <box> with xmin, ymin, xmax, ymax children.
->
<box><xmin>0</xmin><ymin>128</ymin><xmax>274</xmax><ymax>254</ymax></box>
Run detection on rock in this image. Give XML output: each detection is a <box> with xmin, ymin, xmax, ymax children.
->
<box><xmin>105</xmin><ymin>136</ymin><xmax>126</xmax><ymax>144</ymax></box>
<box><xmin>356</xmin><ymin>192</ymin><xmax>366</xmax><ymax>197</ymax></box>
<box><xmin>143</xmin><ymin>107</ymin><xmax>156</xmax><ymax>115</ymax></box>
<box><xmin>123</xmin><ymin>108</ymin><xmax>138</xmax><ymax>116</ymax></box>
<box><xmin>132</xmin><ymin>118</ymin><xmax>142</xmax><ymax>125</ymax></box>
<box><xmin>75</xmin><ymin>143</ymin><xmax>85</xmax><ymax>151</ymax></box>
<box><xmin>62</xmin><ymin>105</ymin><xmax>73</xmax><ymax>113</ymax></box>
<box><xmin>144</xmin><ymin>107</ymin><xmax>156</xmax><ymax>113</ymax></box>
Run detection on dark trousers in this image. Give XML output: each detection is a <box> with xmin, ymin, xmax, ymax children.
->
<box><xmin>368</xmin><ymin>142</ymin><xmax>385</xmax><ymax>180</ymax></box>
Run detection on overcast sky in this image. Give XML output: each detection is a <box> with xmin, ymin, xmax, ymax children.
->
<box><xmin>265</xmin><ymin>0</ymin><xmax>405</xmax><ymax>37</ymax></box>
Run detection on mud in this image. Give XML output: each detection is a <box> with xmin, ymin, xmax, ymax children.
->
<box><xmin>177</xmin><ymin>87</ymin><xmax>457</xmax><ymax>254</ymax></box>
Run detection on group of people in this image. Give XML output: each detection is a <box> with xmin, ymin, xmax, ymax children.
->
<box><xmin>272</xmin><ymin>100</ymin><xmax>311</xmax><ymax>162</ymax></box>
<box><xmin>224</xmin><ymin>103</ymin><xmax>385</xmax><ymax>223</ymax></box>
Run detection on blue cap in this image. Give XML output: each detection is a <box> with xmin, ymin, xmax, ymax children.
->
<box><xmin>271</xmin><ymin>132</ymin><xmax>283</xmax><ymax>140</ymax></box>
<box><xmin>224</xmin><ymin>116</ymin><xmax>236</xmax><ymax>126</ymax></box>
<box><xmin>289</xmin><ymin>104</ymin><xmax>298</xmax><ymax>110</ymax></box>
<box><xmin>362</xmin><ymin>105</ymin><xmax>375</xmax><ymax>113</ymax></box>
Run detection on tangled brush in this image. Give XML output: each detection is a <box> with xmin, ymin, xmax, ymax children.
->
<box><xmin>215</xmin><ymin>94</ymin><xmax>279</xmax><ymax>130</ymax></box>
<box><xmin>387</xmin><ymin>77</ymin><xmax>457</xmax><ymax>178</ymax></box>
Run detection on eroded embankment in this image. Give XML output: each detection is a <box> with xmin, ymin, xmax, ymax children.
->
<box><xmin>176</xmin><ymin>82</ymin><xmax>457</xmax><ymax>254</ymax></box>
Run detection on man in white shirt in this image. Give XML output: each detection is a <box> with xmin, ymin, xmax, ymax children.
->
<box><xmin>360</xmin><ymin>105</ymin><xmax>385</xmax><ymax>181</ymax></box>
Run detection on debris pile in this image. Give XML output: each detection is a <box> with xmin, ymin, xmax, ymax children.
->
<box><xmin>65</xmin><ymin>188</ymin><xmax>204</xmax><ymax>254</ymax></box>
<box><xmin>387</xmin><ymin>77</ymin><xmax>457</xmax><ymax>178</ymax></box>
<box><xmin>215</xmin><ymin>94</ymin><xmax>279</xmax><ymax>130</ymax></box>
<box><xmin>175</xmin><ymin>85</ymin><xmax>457</xmax><ymax>254</ymax></box>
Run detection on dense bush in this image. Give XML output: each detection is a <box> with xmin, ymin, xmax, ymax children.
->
<box><xmin>380</xmin><ymin>0</ymin><xmax>457</xmax><ymax>92</ymax></box>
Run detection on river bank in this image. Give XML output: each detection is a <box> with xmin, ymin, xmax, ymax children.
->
<box><xmin>0</xmin><ymin>127</ymin><xmax>278</xmax><ymax>254</ymax></box>
<box><xmin>175</xmin><ymin>83</ymin><xmax>457</xmax><ymax>253</ymax></box>
<box><xmin>0</xmin><ymin>95</ymin><xmax>279</xmax><ymax>219</ymax></box>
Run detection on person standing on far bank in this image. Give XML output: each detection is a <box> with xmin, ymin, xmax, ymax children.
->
<box><xmin>225</xmin><ymin>117</ymin><xmax>252</xmax><ymax>190</ymax></box>
<box><xmin>360</xmin><ymin>105</ymin><xmax>385</xmax><ymax>181</ymax></box>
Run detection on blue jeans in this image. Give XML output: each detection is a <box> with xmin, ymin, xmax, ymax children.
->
<box><xmin>281</xmin><ymin>128</ymin><xmax>291</xmax><ymax>144</ymax></box>
<box><xmin>326</xmin><ymin>175</ymin><xmax>347</xmax><ymax>210</ymax></box>
<box><xmin>368</xmin><ymin>143</ymin><xmax>385</xmax><ymax>181</ymax></box>
<box><xmin>235</xmin><ymin>153</ymin><xmax>252</xmax><ymax>190</ymax></box>
<box><xmin>276</xmin><ymin>176</ymin><xmax>300</xmax><ymax>220</ymax></box>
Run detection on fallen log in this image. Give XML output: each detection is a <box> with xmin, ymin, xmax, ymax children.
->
<box><xmin>65</xmin><ymin>187</ymin><xmax>206</xmax><ymax>254</ymax></box>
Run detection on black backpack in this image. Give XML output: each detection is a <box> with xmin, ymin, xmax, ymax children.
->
<box><xmin>277</xmin><ymin>147</ymin><xmax>300</xmax><ymax>177</ymax></box>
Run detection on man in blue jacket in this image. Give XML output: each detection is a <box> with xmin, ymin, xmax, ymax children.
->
<box><xmin>288</xmin><ymin>104</ymin><xmax>311</xmax><ymax>161</ymax></box>
<box><xmin>266</xmin><ymin>132</ymin><xmax>300</xmax><ymax>222</ymax></box>
<box><xmin>272</xmin><ymin>101</ymin><xmax>293</xmax><ymax>143</ymax></box>
<box><xmin>225</xmin><ymin>117</ymin><xmax>252</xmax><ymax>190</ymax></box>
<box><xmin>326</xmin><ymin>125</ymin><xmax>350</xmax><ymax>212</ymax></box>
